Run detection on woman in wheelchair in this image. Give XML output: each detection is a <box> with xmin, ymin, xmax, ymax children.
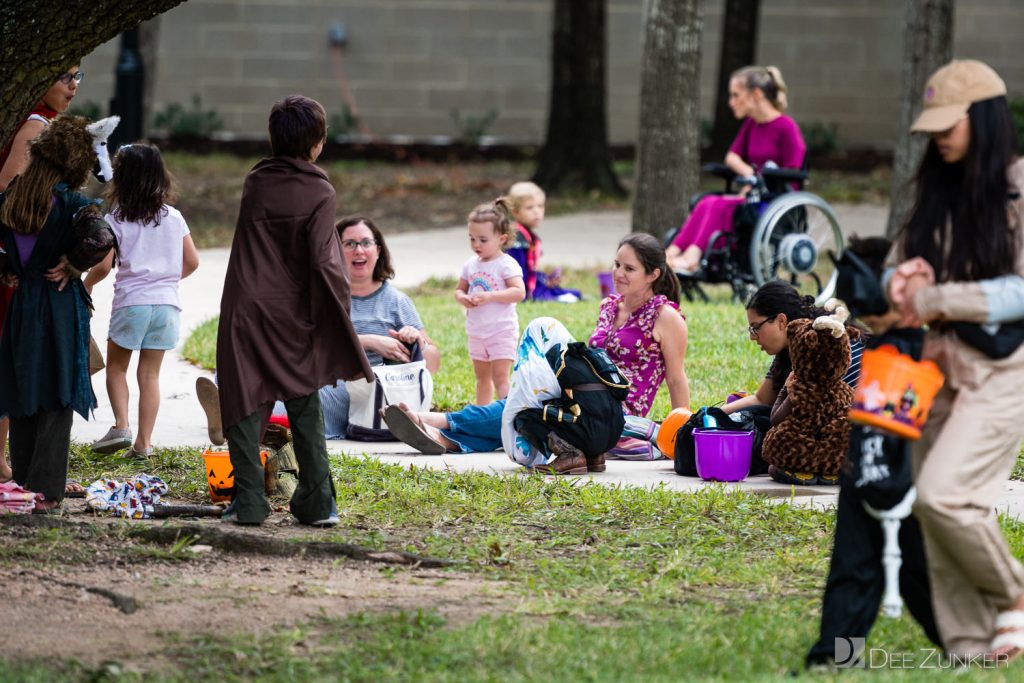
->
<box><xmin>667</xmin><ymin>65</ymin><xmax>806</xmax><ymax>274</ymax></box>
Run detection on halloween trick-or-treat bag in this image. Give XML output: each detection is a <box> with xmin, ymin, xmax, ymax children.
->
<box><xmin>346</xmin><ymin>341</ymin><xmax>433</xmax><ymax>441</ymax></box>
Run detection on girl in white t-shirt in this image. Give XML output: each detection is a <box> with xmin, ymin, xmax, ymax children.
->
<box><xmin>84</xmin><ymin>144</ymin><xmax>200</xmax><ymax>459</ymax></box>
<box><xmin>456</xmin><ymin>198</ymin><xmax>525</xmax><ymax>404</ymax></box>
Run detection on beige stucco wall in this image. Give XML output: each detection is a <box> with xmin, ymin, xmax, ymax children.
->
<box><xmin>76</xmin><ymin>0</ymin><xmax>1024</xmax><ymax>150</ymax></box>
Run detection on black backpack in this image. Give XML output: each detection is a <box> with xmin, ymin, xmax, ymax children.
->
<box><xmin>513</xmin><ymin>343</ymin><xmax>629</xmax><ymax>458</ymax></box>
<box><xmin>673</xmin><ymin>405</ymin><xmax>772</xmax><ymax>477</ymax></box>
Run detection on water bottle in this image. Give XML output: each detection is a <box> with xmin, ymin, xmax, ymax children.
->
<box><xmin>703</xmin><ymin>413</ymin><xmax>718</xmax><ymax>429</ymax></box>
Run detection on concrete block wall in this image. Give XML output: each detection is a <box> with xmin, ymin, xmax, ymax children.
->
<box><xmin>76</xmin><ymin>0</ymin><xmax>1023</xmax><ymax>151</ymax></box>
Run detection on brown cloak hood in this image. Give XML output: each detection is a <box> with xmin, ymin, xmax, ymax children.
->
<box><xmin>216</xmin><ymin>156</ymin><xmax>372</xmax><ymax>430</ymax></box>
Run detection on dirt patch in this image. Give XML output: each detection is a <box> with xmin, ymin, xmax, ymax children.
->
<box><xmin>0</xmin><ymin>505</ymin><xmax>509</xmax><ymax>673</ymax></box>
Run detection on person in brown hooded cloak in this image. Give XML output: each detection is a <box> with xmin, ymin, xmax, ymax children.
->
<box><xmin>216</xmin><ymin>95</ymin><xmax>372</xmax><ymax>526</ymax></box>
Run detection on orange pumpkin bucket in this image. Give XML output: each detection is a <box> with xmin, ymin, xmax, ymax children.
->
<box><xmin>848</xmin><ymin>345</ymin><xmax>945</xmax><ymax>440</ymax></box>
<box><xmin>657</xmin><ymin>407</ymin><xmax>693</xmax><ymax>458</ymax></box>
<box><xmin>202</xmin><ymin>448</ymin><xmax>267</xmax><ymax>503</ymax></box>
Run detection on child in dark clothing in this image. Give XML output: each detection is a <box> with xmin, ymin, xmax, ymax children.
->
<box><xmin>806</xmin><ymin>237</ymin><xmax>941</xmax><ymax>668</ymax></box>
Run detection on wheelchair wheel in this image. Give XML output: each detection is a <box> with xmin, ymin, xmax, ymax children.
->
<box><xmin>748</xmin><ymin>192</ymin><xmax>843</xmax><ymax>304</ymax></box>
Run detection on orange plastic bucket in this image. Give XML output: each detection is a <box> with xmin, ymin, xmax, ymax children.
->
<box><xmin>202</xmin><ymin>448</ymin><xmax>267</xmax><ymax>503</ymax></box>
<box><xmin>848</xmin><ymin>345</ymin><xmax>944</xmax><ymax>440</ymax></box>
<box><xmin>657</xmin><ymin>407</ymin><xmax>693</xmax><ymax>459</ymax></box>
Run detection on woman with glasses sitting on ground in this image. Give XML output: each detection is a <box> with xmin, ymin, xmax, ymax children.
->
<box><xmin>197</xmin><ymin>216</ymin><xmax>441</xmax><ymax>442</ymax></box>
<box><xmin>306</xmin><ymin>216</ymin><xmax>440</xmax><ymax>439</ymax></box>
<box><xmin>722</xmin><ymin>280</ymin><xmax>864</xmax><ymax>485</ymax></box>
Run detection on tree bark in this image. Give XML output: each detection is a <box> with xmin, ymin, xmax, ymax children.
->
<box><xmin>137</xmin><ymin>16</ymin><xmax>162</xmax><ymax>134</ymax></box>
<box><xmin>532</xmin><ymin>0</ymin><xmax>625</xmax><ymax>196</ymax></box>
<box><xmin>709</xmin><ymin>0</ymin><xmax>761</xmax><ymax>159</ymax></box>
<box><xmin>0</xmin><ymin>0</ymin><xmax>185</xmax><ymax>150</ymax></box>
<box><xmin>631</xmin><ymin>0</ymin><xmax>703</xmax><ymax>238</ymax></box>
<box><xmin>885</xmin><ymin>0</ymin><xmax>954</xmax><ymax>238</ymax></box>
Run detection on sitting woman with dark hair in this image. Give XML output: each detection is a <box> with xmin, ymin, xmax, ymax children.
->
<box><xmin>382</xmin><ymin>233</ymin><xmax>691</xmax><ymax>473</ymax></box>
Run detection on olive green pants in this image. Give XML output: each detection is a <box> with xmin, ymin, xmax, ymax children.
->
<box><xmin>226</xmin><ymin>391</ymin><xmax>335</xmax><ymax>525</ymax></box>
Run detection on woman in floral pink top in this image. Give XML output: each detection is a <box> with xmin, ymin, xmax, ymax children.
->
<box><xmin>590</xmin><ymin>234</ymin><xmax>689</xmax><ymax>416</ymax></box>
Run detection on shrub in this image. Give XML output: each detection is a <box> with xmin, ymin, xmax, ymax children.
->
<box><xmin>152</xmin><ymin>95</ymin><xmax>223</xmax><ymax>142</ymax></box>
<box><xmin>450</xmin><ymin>108</ymin><xmax>498</xmax><ymax>145</ymax></box>
<box><xmin>803</xmin><ymin>121</ymin><xmax>839</xmax><ymax>157</ymax></box>
<box><xmin>1010</xmin><ymin>100</ymin><xmax>1024</xmax><ymax>153</ymax></box>
<box><xmin>699</xmin><ymin>117</ymin><xmax>713</xmax><ymax>150</ymax></box>
<box><xmin>330</xmin><ymin>104</ymin><xmax>361</xmax><ymax>138</ymax></box>
<box><xmin>67</xmin><ymin>100</ymin><xmax>103</xmax><ymax>120</ymax></box>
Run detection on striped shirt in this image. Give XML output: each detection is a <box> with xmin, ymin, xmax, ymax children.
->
<box><xmin>350</xmin><ymin>281</ymin><xmax>425</xmax><ymax>366</ymax></box>
<box><xmin>767</xmin><ymin>336</ymin><xmax>865</xmax><ymax>387</ymax></box>
<box><xmin>842</xmin><ymin>337</ymin><xmax>865</xmax><ymax>386</ymax></box>
<box><xmin>291</xmin><ymin>281</ymin><xmax>426</xmax><ymax>438</ymax></box>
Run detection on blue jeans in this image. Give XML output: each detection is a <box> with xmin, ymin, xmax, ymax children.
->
<box><xmin>442</xmin><ymin>399</ymin><xmax>505</xmax><ymax>453</ymax></box>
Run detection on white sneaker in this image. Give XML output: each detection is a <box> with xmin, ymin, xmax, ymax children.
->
<box><xmin>310</xmin><ymin>500</ymin><xmax>339</xmax><ymax>527</ymax></box>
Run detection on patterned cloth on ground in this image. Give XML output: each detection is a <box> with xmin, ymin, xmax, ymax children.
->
<box><xmin>86</xmin><ymin>474</ymin><xmax>169</xmax><ymax>519</ymax></box>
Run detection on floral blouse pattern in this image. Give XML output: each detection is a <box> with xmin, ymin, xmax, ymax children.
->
<box><xmin>588</xmin><ymin>293</ymin><xmax>680</xmax><ymax>417</ymax></box>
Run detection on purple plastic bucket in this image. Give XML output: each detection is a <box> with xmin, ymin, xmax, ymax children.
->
<box><xmin>597</xmin><ymin>272</ymin><xmax>615</xmax><ymax>298</ymax></box>
<box><xmin>693</xmin><ymin>429</ymin><xmax>755</xmax><ymax>482</ymax></box>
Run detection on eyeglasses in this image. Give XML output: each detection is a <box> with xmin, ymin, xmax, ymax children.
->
<box><xmin>747</xmin><ymin>315</ymin><xmax>778</xmax><ymax>337</ymax></box>
<box><xmin>341</xmin><ymin>238</ymin><xmax>377</xmax><ymax>251</ymax></box>
<box><xmin>57</xmin><ymin>71</ymin><xmax>84</xmax><ymax>85</ymax></box>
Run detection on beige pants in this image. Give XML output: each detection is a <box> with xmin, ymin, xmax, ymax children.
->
<box><xmin>913</xmin><ymin>375</ymin><xmax>1024</xmax><ymax>656</ymax></box>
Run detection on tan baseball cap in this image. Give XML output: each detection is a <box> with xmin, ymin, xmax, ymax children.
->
<box><xmin>910</xmin><ymin>59</ymin><xmax>1007</xmax><ymax>132</ymax></box>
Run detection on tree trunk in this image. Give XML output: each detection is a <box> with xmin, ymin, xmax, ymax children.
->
<box><xmin>0</xmin><ymin>0</ymin><xmax>185</xmax><ymax>150</ymax></box>
<box><xmin>631</xmin><ymin>0</ymin><xmax>703</xmax><ymax>238</ymax></box>
<box><xmin>532</xmin><ymin>0</ymin><xmax>625</xmax><ymax>196</ymax></box>
<box><xmin>885</xmin><ymin>0</ymin><xmax>954</xmax><ymax>238</ymax></box>
<box><xmin>137</xmin><ymin>17</ymin><xmax>162</xmax><ymax>134</ymax></box>
<box><xmin>709</xmin><ymin>0</ymin><xmax>761</xmax><ymax>159</ymax></box>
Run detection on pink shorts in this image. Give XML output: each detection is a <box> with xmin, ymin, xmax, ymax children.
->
<box><xmin>468</xmin><ymin>328</ymin><xmax>518</xmax><ymax>362</ymax></box>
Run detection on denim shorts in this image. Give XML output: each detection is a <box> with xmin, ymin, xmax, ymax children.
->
<box><xmin>109</xmin><ymin>304</ymin><xmax>181</xmax><ymax>351</ymax></box>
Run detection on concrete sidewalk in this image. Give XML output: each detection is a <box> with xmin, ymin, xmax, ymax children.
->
<box><xmin>71</xmin><ymin>204</ymin><xmax>1024</xmax><ymax>518</ymax></box>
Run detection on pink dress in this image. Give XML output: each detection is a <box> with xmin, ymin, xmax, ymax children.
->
<box><xmin>672</xmin><ymin>114</ymin><xmax>806</xmax><ymax>252</ymax></box>
<box><xmin>588</xmin><ymin>293</ymin><xmax>680</xmax><ymax>417</ymax></box>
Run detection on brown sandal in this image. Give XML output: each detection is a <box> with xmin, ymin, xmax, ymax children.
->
<box><xmin>381</xmin><ymin>404</ymin><xmax>447</xmax><ymax>455</ymax></box>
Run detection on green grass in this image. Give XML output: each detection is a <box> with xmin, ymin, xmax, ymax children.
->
<box><xmin>18</xmin><ymin>453</ymin><xmax>1024</xmax><ymax>681</ymax></box>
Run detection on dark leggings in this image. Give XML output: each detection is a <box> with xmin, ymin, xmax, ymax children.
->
<box><xmin>806</xmin><ymin>483</ymin><xmax>941</xmax><ymax>665</ymax></box>
<box><xmin>10</xmin><ymin>408</ymin><xmax>74</xmax><ymax>501</ymax></box>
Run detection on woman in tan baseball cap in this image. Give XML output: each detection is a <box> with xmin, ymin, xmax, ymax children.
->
<box><xmin>888</xmin><ymin>59</ymin><xmax>1024</xmax><ymax>663</ymax></box>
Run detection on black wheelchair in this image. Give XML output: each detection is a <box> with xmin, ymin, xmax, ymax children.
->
<box><xmin>665</xmin><ymin>162</ymin><xmax>843</xmax><ymax>305</ymax></box>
